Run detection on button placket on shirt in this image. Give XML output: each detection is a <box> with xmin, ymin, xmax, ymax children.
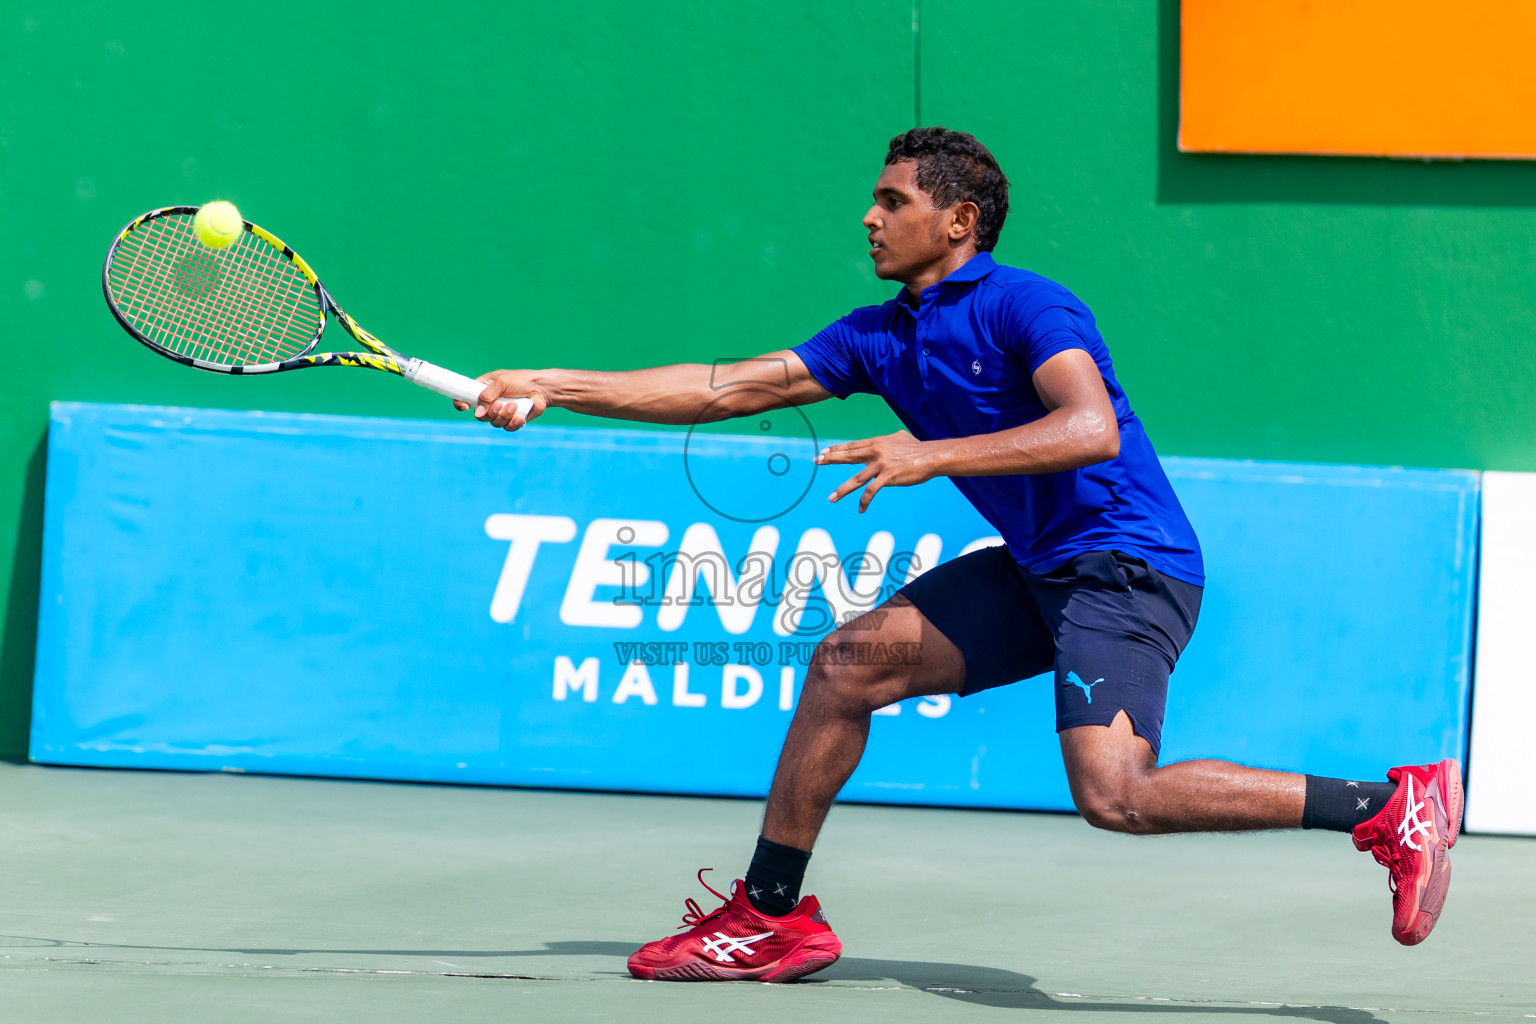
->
<box><xmin>916</xmin><ymin>287</ymin><xmax>938</xmax><ymax>383</ymax></box>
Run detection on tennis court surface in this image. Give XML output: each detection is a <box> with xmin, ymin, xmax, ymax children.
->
<box><xmin>2</xmin><ymin>761</ymin><xmax>1529</xmax><ymax>1023</ymax></box>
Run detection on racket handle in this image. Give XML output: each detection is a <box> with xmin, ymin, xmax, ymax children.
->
<box><xmin>403</xmin><ymin>359</ymin><xmax>535</xmax><ymax>419</ymax></box>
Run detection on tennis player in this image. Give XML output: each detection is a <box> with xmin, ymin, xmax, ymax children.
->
<box><xmin>464</xmin><ymin>128</ymin><xmax>1463</xmax><ymax>979</ymax></box>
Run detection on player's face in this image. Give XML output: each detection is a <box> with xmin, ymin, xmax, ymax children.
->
<box><xmin>862</xmin><ymin>160</ymin><xmax>953</xmax><ymax>283</ymax></box>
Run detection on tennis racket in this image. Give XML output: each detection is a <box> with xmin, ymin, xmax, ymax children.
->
<box><xmin>101</xmin><ymin>206</ymin><xmax>533</xmax><ymax>418</ymax></box>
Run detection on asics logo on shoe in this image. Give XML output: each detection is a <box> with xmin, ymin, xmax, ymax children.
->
<box><xmin>1066</xmin><ymin>671</ymin><xmax>1103</xmax><ymax>704</ymax></box>
<box><xmin>1397</xmin><ymin>775</ymin><xmax>1434</xmax><ymax>851</ymax></box>
<box><xmin>700</xmin><ymin>930</ymin><xmax>775</xmax><ymax>963</ymax></box>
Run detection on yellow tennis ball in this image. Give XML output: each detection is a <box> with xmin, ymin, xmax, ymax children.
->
<box><xmin>193</xmin><ymin>200</ymin><xmax>243</xmax><ymax>249</ymax></box>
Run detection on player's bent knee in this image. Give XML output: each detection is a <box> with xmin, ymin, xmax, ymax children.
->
<box><xmin>1077</xmin><ymin>799</ymin><xmax>1136</xmax><ymax>833</ymax></box>
<box><xmin>802</xmin><ymin>636</ymin><xmax>914</xmax><ymax>713</ymax></box>
<box><xmin>1071</xmin><ymin>780</ymin><xmax>1150</xmax><ymax>834</ymax></box>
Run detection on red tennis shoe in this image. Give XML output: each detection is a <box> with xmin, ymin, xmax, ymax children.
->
<box><xmin>627</xmin><ymin>870</ymin><xmax>842</xmax><ymax>982</ymax></box>
<box><xmin>1352</xmin><ymin>758</ymin><xmax>1464</xmax><ymax>946</ymax></box>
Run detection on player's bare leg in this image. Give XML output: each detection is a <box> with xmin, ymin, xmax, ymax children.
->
<box><xmin>1060</xmin><ymin>710</ymin><xmax>1463</xmax><ymax>944</ymax></box>
<box><xmin>1059</xmin><ymin>710</ymin><xmax>1304</xmax><ymax>833</ymax></box>
<box><xmin>627</xmin><ymin>596</ymin><xmax>963</xmax><ymax>982</ymax></box>
<box><xmin>759</xmin><ymin>597</ymin><xmax>966</xmax><ymax>851</ymax></box>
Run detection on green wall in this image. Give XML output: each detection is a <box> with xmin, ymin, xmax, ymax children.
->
<box><xmin>3</xmin><ymin>1</ymin><xmax>1534</xmax><ymax>756</ymax></box>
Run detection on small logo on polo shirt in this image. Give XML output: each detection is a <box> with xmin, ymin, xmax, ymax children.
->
<box><xmin>971</xmin><ymin>360</ymin><xmax>982</xmax><ymax>375</ymax></box>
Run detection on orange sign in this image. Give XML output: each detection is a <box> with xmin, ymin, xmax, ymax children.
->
<box><xmin>1180</xmin><ymin>0</ymin><xmax>1536</xmax><ymax>159</ymax></box>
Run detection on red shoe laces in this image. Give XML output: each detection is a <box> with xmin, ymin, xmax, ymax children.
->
<box><xmin>677</xmin><ymin>868</ymin><xmax>731</xmax><ymax>930</ymax></box>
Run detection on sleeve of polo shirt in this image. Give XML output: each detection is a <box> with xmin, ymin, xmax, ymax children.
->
<box><xmin>792</xmin><ymin>308</ymin><xmax>878</xmax><ymax>399</ymax></box>
<box><xmin>1015</xmin><ymin>303</ymin><xmax>1098</xmax><ymax>377</ymax></box>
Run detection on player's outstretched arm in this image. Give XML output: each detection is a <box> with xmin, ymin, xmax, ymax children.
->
<box><xmin>456</xmin><ymin>351</ymin><xmax>833</xmax><ymax>431</ymax></box>
<box><xmin>819</xmin><ymin>348</ymin><xmax>1119</xmax><ymax>513</ymax></box>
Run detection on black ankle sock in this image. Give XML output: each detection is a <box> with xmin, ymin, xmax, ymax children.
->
<box><xmin>1302</xmin><ymin>775</ymin><xmax>1397</xmax><ymax>832</ymax></box>
<box><xmin>744</xmin><ymin>836</ymin><xmax>810</xmax><ymax>917</ymax></box>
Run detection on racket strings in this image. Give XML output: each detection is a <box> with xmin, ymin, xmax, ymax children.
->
<box><xmin>117</xmin><ymin>220</ymin><xmax>316</xmax><ymax>364</ymax></box>
<box><xmin>122</xmin><ymin>221</ymin><xmax>312</xmax><ymax>364</ymax></box>
<box><xmin>111</xmin><ymin>225</ymin><xmax>298</xmax><ymax>365</ymax></box>
<box><xmin>106</xmin><ymin>232</ymin><xmax>218</xmax><ymax>361</ymax></box>
<box><xmin>107</xmin><ymin>214</ymin><xmax>323</xmax><ymax>367</ymax></box>
<box><xmin>110</xmin><ymin>228</ymin><xmax>243</xmax><ymax>362</ymax></box>
<box><xmin>130</xmin><ymin>234</ymin><xmax>251</xmax><ymax>365</ymax></box>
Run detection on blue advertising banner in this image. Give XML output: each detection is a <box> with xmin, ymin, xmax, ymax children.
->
<box><xmin>32</xmin><ymin>403</ymin><xmax>1477</xmax><ymax>810</ymax></box>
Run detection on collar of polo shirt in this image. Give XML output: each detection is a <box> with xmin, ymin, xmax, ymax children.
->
<box><xmin>896</xmin><ymin>251</ymin><xmax>1000</xmax><ymax>310</ymax></box>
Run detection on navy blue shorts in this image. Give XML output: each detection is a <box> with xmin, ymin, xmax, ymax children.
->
<box><xmin>896</xmin><ymin>547</ymin><xmax>1202</xmax><ymax>757</ymax></box>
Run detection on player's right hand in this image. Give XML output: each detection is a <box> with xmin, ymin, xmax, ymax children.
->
<box><xmin>457</xmin><ymin>370</ymin><xmax>548</xmax><ymax>432</ymax></box>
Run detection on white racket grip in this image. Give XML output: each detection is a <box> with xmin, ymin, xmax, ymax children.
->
<box><xmin>403</xmin><ymin>359</ymin><xmax>535</xmax><ymax>419</ymax></box>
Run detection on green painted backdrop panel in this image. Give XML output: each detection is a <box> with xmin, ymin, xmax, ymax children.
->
<box><xmin>5</xmin><ymin>0</ymin><xmax>1535</xmax><ymax>756</ymax></box>
<box><xmin>0</xmin><ymin>1</ymin><xmax>911</xmax><ymax>757</ymax></box>
<box><xmin>921</xmin><ymin>0</ymin><xmax>1536</xmax><ymax>471</ymax></box>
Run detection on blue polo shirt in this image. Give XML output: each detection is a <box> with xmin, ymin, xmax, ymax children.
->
<box><xmin>793</xmin><ymin>251</ymin><xmax>1204</xmax><ymax>586</ymax></box>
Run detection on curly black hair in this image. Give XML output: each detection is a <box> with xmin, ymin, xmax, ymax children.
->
<box><xmin>884</xmin><ymin>127</ymin><xmax>1010</xmax><ymax>252</ymax></box>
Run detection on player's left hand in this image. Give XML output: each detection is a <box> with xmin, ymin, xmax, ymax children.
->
<box><xmin>818</xmin><ymin>430</ymin><xmax>936</xmax><ymax>513</ymax></box>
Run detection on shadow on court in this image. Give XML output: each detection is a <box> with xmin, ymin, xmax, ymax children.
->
<box><xmin>820</xmin><ymin>957</ymin><xmax>1382</xmax><ymax>1023</ymax></box>
<box><xmin>0</xmin><ymin>935</ymin><xmax>1381</xmax><ymax>1023</ymax></box>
